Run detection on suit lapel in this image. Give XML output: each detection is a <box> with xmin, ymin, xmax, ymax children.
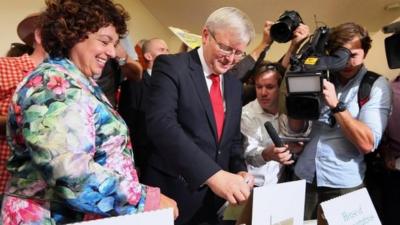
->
<box><xmin>188</xmin><ymin>50</ymin><xmax>219</xmax><ymax>142</ymax></box>
<box><xmin>220</xmin><ymin>74</ymin><xmax>233</xmax><ymax>145</ymax></box>
<box><xmin>143</xmin><ymin>71</ymin><xmax>151</xmax><ymax>86</ymax></box>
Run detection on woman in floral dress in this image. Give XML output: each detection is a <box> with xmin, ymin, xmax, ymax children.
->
<box><xmin>1</xmin><ymin>0</ymin><xmax>177</xmax><ymax>224</ymax></box>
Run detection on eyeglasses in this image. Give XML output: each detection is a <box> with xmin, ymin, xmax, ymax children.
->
<box><xmin>209</xmin><ymin>31</ymin><xmax>246</xmax><ymax>59</ymax></box>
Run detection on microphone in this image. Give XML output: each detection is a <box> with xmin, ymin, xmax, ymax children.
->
<box><xmin>264</xmin><ymin>121</ymin><xmax>284</xmax><ymax>147</ymax></box>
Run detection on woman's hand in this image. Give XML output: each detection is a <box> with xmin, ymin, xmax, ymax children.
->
<box><xmin>160</xmin><ymin>193</ymin><xmax>179</xmax><ymax>220</ymax></box>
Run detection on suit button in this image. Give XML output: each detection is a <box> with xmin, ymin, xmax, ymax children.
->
<box><xmin>218</xmin><ymin>150</ymin><xmax>222</xmax><ymax>155</ymax></box>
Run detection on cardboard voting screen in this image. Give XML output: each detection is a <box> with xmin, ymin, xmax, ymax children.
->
<box><xmin>252</xmin><ymin>180</ymin><xmax>306</xmax><ymax>225</ymax></box>
<box><xmin>319</xmin><ymin>188</ymin><xmax>381</xmax><ymax>225</ymax></box>
<box><xmin>169</xmin><ymin>26</ymin><xmax>202</xmax><ymax>49</ymax></box>
<box><xmin>68</xmin><ymin>208</ymin><xmax>174</xmax><ymax>225</ymax></box>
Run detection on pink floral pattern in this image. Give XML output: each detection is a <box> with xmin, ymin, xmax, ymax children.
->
<box><xmin>47</xmin><ymin>75</ymin><xmax>70</xmax><ymax>95</ymax></box>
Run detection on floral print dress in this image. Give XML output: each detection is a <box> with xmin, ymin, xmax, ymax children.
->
<box><xmin>1</xmin><ymin>58</ymin><xmax>160</xmax><ymax>225</ymax></box>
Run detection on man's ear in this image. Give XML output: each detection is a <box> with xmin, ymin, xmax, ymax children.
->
<box><xmin>33</xmin><ymin>28</ymin><xmax>42</xmax><ymax>45</ymax></box>
<box><xmin>143</xmin><ymin>52</ymin><xmax>152</xmax><ymax>62</ymax></box>
<box><xmin>202</xmin><ymin>27</ymin><xmax>209</xmax><ymax>45</ymax></box>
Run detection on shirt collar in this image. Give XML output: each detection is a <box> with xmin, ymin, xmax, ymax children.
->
<box><xmin>197</xmin><ymin>46</ymin><xmax>213</xmax><ymax>77</ymax></box>
<box><xmin>147</xmin><ymin>68</ymin><xmax>152</xmax><ymax>76</ymax></box>
<box><xmin>334</xmin><ymin>65</ymin><xmax>367</xmax><ymax>88</ymax></box>
<box><xmin>251</xmin><ymin>99</ymin><xmax>278</xmax><ymax>117</ymax></box>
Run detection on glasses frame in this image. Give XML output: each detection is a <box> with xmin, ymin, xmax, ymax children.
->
<box><xmin>209</xmin><ymin>31</ymin><xmax>246</xmax><ymax>59</ymax></box>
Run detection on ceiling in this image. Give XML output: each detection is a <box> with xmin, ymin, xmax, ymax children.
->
<box><xmin>140</xmin><ymin>0</ymin><xmax>400</xmax><ymax>35</ymax></box>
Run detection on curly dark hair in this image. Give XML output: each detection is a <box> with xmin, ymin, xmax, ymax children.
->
<box><xmin>41</xmin><ymin>0</ymin><xmax>130</xmax><ymax>58</ymax></box>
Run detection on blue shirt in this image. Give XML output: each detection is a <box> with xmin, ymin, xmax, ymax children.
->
<box><xmin>295</xmin><ymin>66</ymin><xmax>392</xmax><ymax>188</ymax></box>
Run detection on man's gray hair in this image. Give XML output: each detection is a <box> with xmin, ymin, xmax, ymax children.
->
<box><xmin>204</xmin><ymin>7</ymin><xmax>255</xmax><ymax>45</ymax></box>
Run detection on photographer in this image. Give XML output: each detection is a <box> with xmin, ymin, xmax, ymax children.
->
<box><xmin>293</xmin><ymin>22</ymin><xmax>392</xmax><ymax>220</ymax></box>
<box><xmin>240</xmin><ymin>19</ymin><xmax>311</xmax><ymax>187</ymax></box>
<box><xmin>380</xmin><ymin>75</ymin><xmax>400</xmax><ymax>225</ymax></box>
<box><xmin>379</xmin><ymin>22</ymin><xmax>400</xmax><ymax>225</ymax></box>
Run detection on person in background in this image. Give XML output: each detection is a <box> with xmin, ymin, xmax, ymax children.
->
<box><xmin>95</xmin><ymin>36</ymin><xmax>143</xmax><ymax>109</ymax></box>
<box><xmin>240</xmin><ymin>21</ymin><xmax>311</xmax><ymax>187</ymax></box>
<box><xmin>0</xmin><ymin>11</ymin><xmax>46</xmax><ymax>210</ymax></box>
<box><xmin>135</xmin><ymin>39</ymin><xmax>148</xmax><ymax>69</ymax></box>
<box><xmin>294</xmin><ymin>22</ymin><xmax>392</xmax><ymax>219</ymax></box>
<box><xmin>6</xmin><ymin>43</ymin><xmax>34</xmax><ymax>57</ymax></box>
<box><xmin>380</xmin><ymin>76</ymin><xmax>400</xmax><ymax>225</ymax></box>
<box><xmin>118</xmin><ymin>37</ymin><xmax>169</xmax><ymax>178</ymax></box>
<box><xmin>1</xmin><ymin>0</ymin><xmax>177</xmax><ymax>224</ymax></box>
<box><xmin>241</xmin><ymin>61</ymin><xmax>310</xmax><ymax>187</ymax></box>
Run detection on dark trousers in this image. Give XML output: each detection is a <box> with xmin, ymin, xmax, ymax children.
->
<box><xmin>304</xmin><ymin>178</ymin><xmax>364</xmax><ymax>220</ymax></box>
<box><xmin>382</xmin><ymin>170</ymin><xmax>400</xmax><ymax>225</ymax></box>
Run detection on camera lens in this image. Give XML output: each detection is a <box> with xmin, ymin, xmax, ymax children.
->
<box><xmin>271</xmin><ymin>22</ymin><xmax>293</xmax><ymax>43</ymax></box>
<box><xmin>271</xmin><ymin>10</ymin><xmax>302</xmax><ymax>43</ymax></box>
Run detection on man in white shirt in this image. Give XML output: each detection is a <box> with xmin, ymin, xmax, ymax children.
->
<box><xmin>241</xmin><ymin>62</ymin><xmax>310</xmax><ymax>186</ymax></box>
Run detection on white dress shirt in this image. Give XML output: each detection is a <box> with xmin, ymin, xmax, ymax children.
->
<box><xmin>241</xmin><ymin>99</ymin><xmax>311</xmax><ymax>186</ymax></box>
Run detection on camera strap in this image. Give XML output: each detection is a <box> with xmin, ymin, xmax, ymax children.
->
<box><xmin>358</xmin><ymin>71</ymin><xmax>380</xmax><ymax>109</ymax></box>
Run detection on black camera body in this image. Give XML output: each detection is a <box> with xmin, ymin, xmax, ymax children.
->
<box><xmin>383</xmin><ymin>21</ymin><xmax>400</xmax><ymax>69</ymax></box>
<box><xmin>285</xmin><ymin>27</ymin><xmax>351</xmax><ymax>120</ymax></box>
<box><xmin>271</xmin><ymin>10</ymin><xmax>303</xmax><ymax>43</ymax></box>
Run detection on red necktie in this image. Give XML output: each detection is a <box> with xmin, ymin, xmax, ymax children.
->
<box><xmin>210</xmin><ymin>74</ymin><xmax>224</xmax><ymax>141</ymax></box>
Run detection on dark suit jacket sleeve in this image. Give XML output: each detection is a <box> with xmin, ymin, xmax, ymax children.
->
<box><xmin>146</xmin><ymin>55</ymin><xmax>221</xmax><ymax>189</ymax></box>
<box><xmin>229</xmin><ymin>114</ymin><xmax>247</xmax><ymax>173</ymax></box>
<box><xmin>231</xmin><ymin>55</ymin><xmax>256</xmax><ymax>81</ymax></box>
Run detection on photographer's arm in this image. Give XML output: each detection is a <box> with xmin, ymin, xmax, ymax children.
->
<box><xmin>281</xmin><ymin>23</ymin><xmax>310</xmax><ymax>68</ymax></box>
<box><xmin>250</xmin><ymin>21</ymin><xmax>273</xmax><ymax>61</ymax></box>
<box><xmin>323</xmin><ymin>79</ymin><xmax>374</xmax><ymax>153</ymax></box>
<box><xmin>116</xmin><ymin>43</ymin><xmax>143</xmax><ymax>81</ymax></box>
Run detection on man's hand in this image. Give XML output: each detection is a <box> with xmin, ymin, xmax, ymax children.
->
<box><xmin>250</xmin><ymin>20</ymin><xmax>273</xmax><ymax>61</ymax></box>
<box><xmin>290</xmin><ymin>23</ymin><xmax>310</xmax><ymax>48</ymax></box>
<box><xmin>281</xmin><ymin>23</ymin><xmax>310</xmax><ymax>68</ymax></box>
<box><xmin>237</xmin><ymin>171</ymin><xmax>255</xmax><ymax>189</ymax></box>
<box><xmin>160</xmin><ymin>193</ymin><xmax>179</xmax><ymax>220</ymax></box>
<box><xmin>206</xmin><ymin>170</ymin><xmax>251</xmax><ymax>205</ymax></box>
<box><xmin>287</xmin><ymin>141</ymin><xmax>304</xmax><ymax>155</ymax></box>
<box><xmin>262</xmin><ymin>144</ymin><xmax>294</xmax><ymax>165</ymax></box>
<box><xmin>261</xmin><ymin>20</ymin><xmax>274</xmax><ymax>46</ymax></box>
<box><xmin>322</xmin><ymin>79</ymin><xmax>339</xmax><ymax>108</ymax></box>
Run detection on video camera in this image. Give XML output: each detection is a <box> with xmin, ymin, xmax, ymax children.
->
<box><xmin>285</xmin><ymin>26</ymin><xmax>351</xmax><ymax>120</ymax></box>
<box><xmin>383</xmin><ymin>21</ymin><xmax>400</xmax><ymax>69</ymax></box>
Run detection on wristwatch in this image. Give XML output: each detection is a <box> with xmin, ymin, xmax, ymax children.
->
<box><xmin>331</xmin><ymin>101</ymin><xmax>346</xmax><ymax>114</ymax></box>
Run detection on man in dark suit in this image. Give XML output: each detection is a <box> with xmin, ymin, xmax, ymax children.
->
<box><xmin>143</xmin><ymin>7</ymin><xmax>272</xmax><ymax>225</ymax></box>
<box><xmin>118</xmin><ymin>38</ymin><xmax>169</xmax><ymax>178</ymax></box>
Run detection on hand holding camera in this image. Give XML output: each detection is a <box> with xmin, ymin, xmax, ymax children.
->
<box><xmin>322</xmin><ymin>79</ymin><xmax>339</xmax><ymax>109</ymax></box>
